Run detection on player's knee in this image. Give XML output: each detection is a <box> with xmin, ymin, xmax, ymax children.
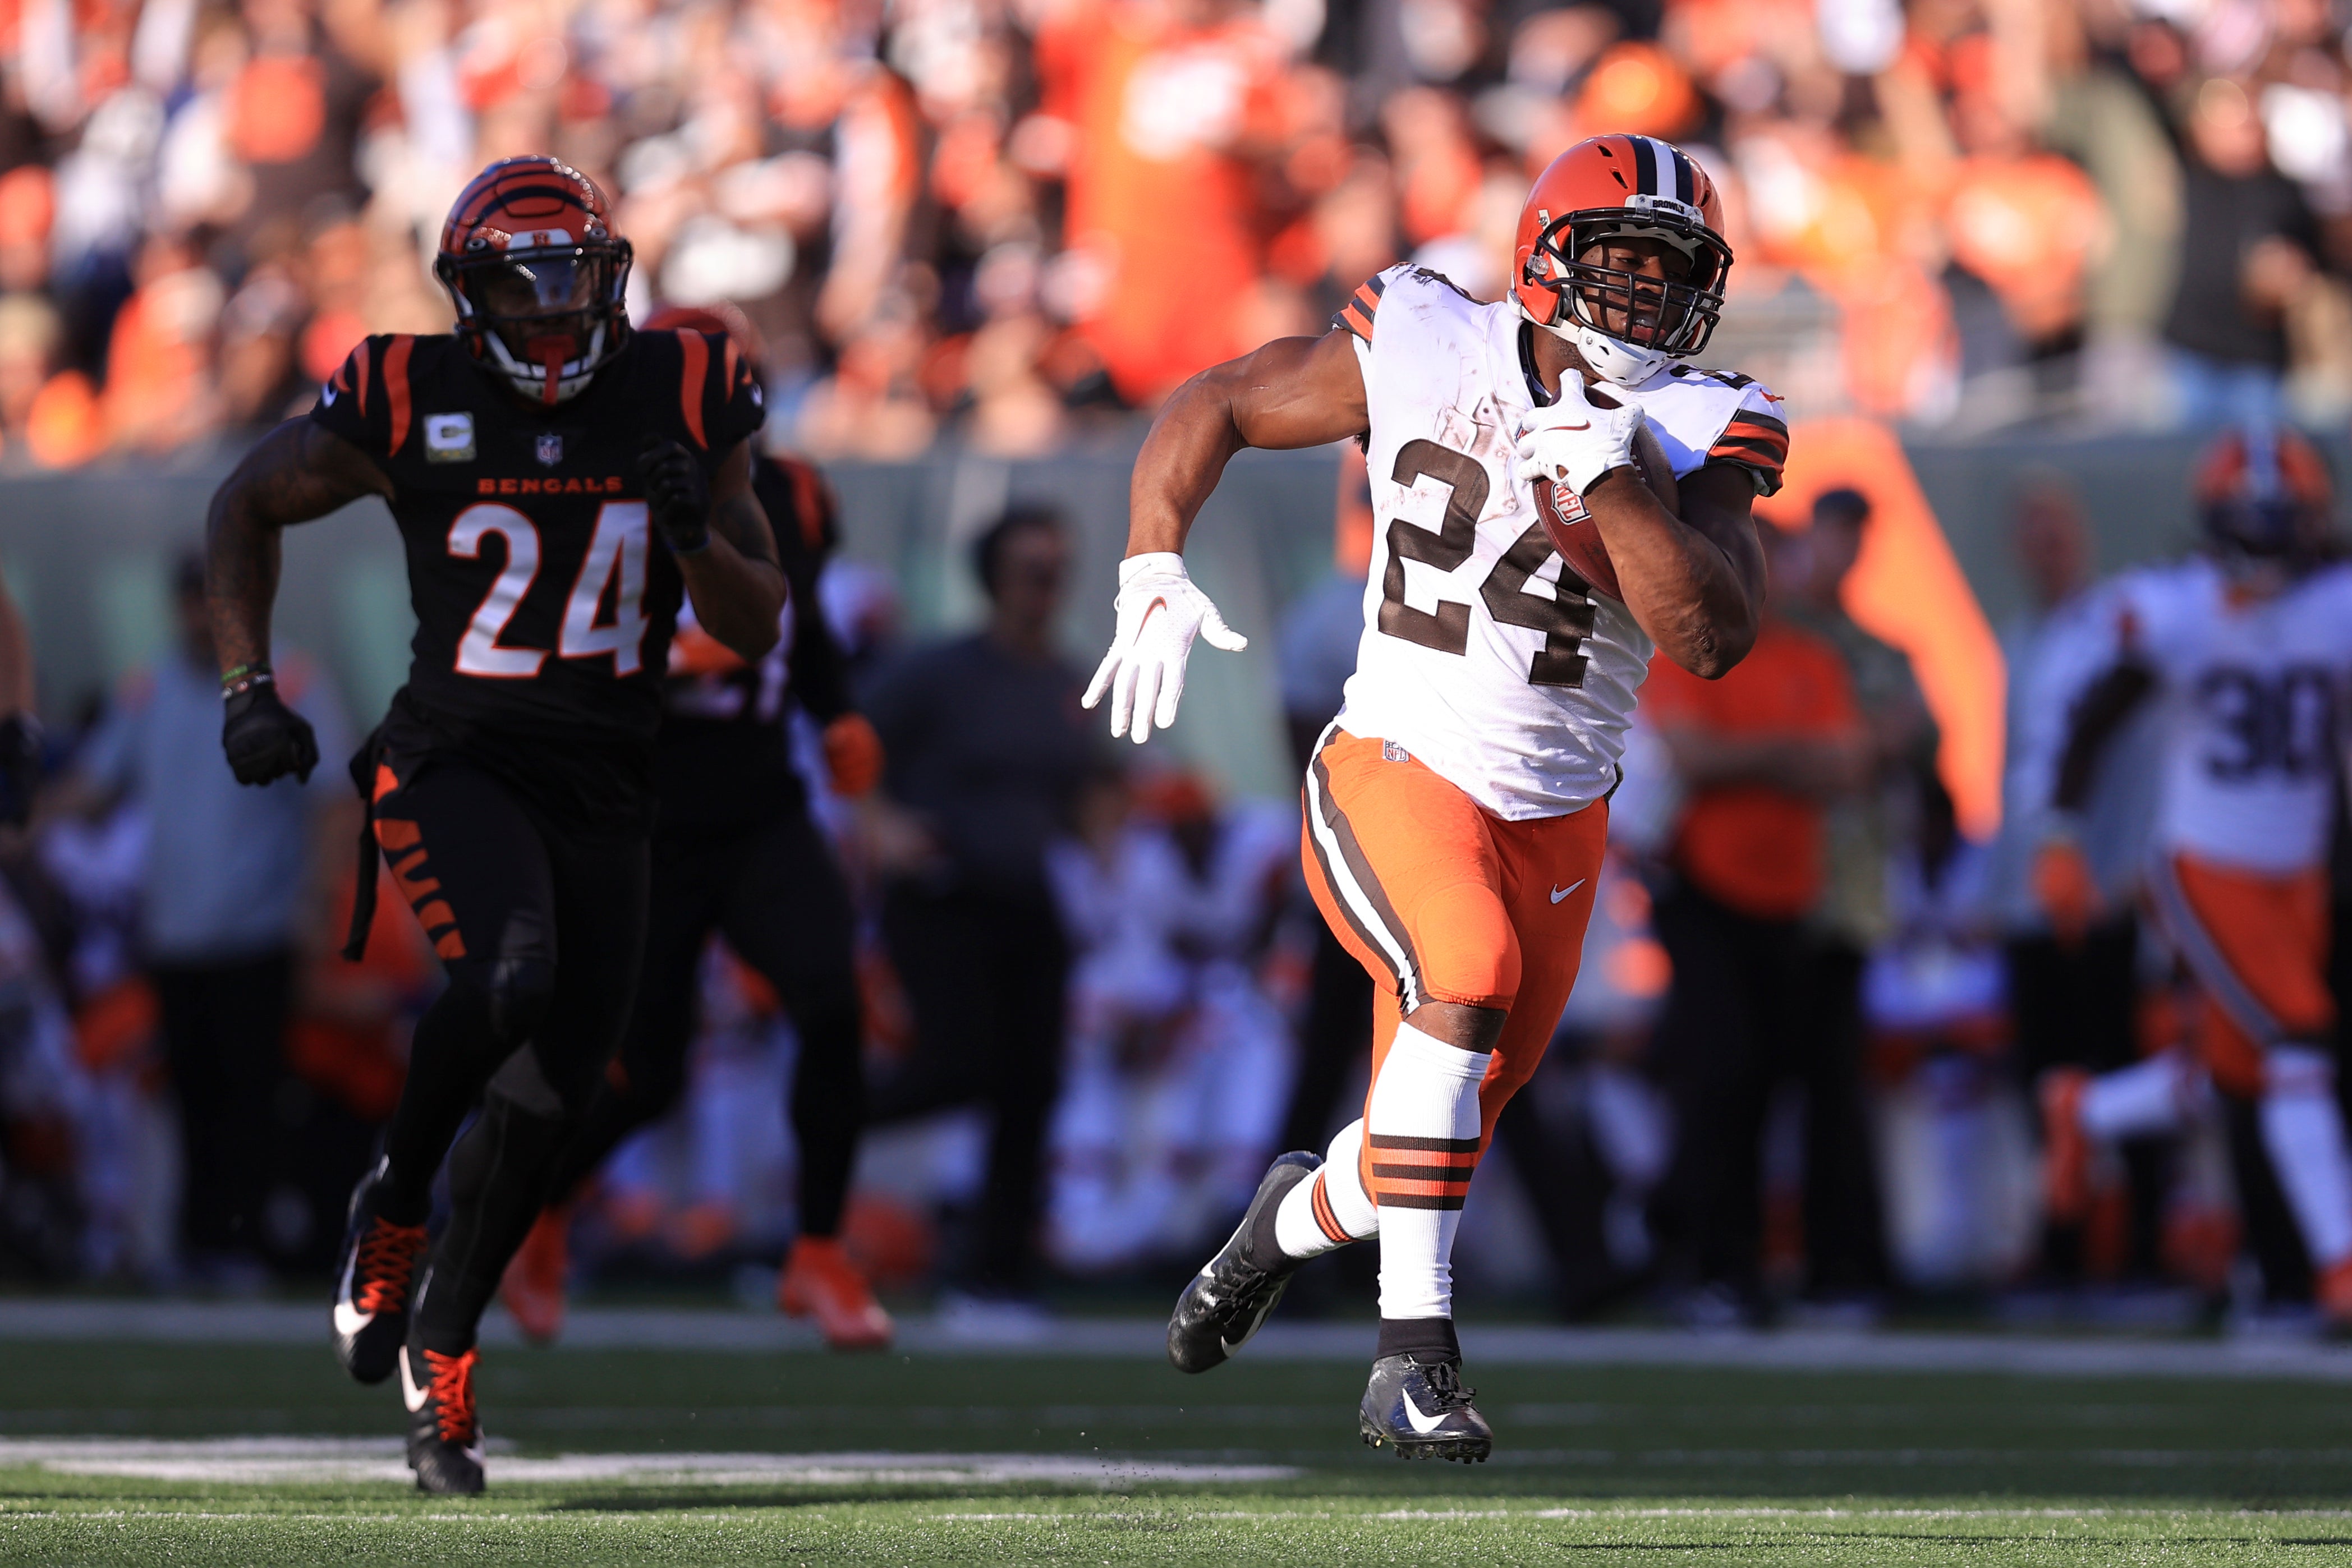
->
<box><xmin>1413</xmin><ymin>884</ymin><xmax>1520</xmax><ymax>1008</ymax></box>
<box><xmin>448</xmin><ymin>954</ymin><xmax>557</xmax><ymax>1051</ymax></box>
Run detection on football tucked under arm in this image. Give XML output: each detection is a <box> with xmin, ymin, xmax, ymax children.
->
<box><xmin>1534</xmin><ymin>419</ymin><xmax>1678</xmax><ymax>603</ymax></box>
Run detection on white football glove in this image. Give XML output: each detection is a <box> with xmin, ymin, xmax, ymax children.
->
<box><xmin>1514</xmin><ymin>379</ymin><xmax>1645</xmax><ymax>498</ymax></box>
<box><xmin>1082</xmin><ymin>552</ymin><xmax>1248</xmax><ymax>745</ymax></box>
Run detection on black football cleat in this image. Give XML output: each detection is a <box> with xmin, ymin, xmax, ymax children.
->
<box><xmin>1167</xmin><ymin>1151</ymin><xmax>1322</xmax><ymax>1374</ymax></box>
<box><xmin>332</xmin><ymin>1158</ymin><xmax>429</xmax><ymax>1385</ymax></box>
<box><xmin>401</xmin><ymin>1340</ymin><xmax>487</xmax><ymax>1495</ymax></box>
<box><xmin>1358</xmin><ymin>1354</ymin><xmax>1493</xmax><ymax>1463</ymax></box>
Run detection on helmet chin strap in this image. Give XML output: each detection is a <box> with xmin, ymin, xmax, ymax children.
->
<box><xmin>1517</xmin><ymin>300</ymin><xmax>1670</xmax><ymax>389</ymax></box>
<box><xmin>528</xmin><ymin>337</ymin><xmax>569</xmax><ymax>407</ymax></box>
<box><xmin>479</xmin><ymin>322</ymin><xmax>606</xmax><ymax>406</ymax></box>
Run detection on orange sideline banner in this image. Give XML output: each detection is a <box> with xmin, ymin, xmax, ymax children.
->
<box><xmin>1759</xmin><ymin>416</ymin><xmax>2006</xmax><ymax>840</ymax></box>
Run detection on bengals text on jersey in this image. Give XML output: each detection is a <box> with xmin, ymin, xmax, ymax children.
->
<box><xmin>312</xmin><ymin>325</ymin><xmax>764</xmax><ymax>821</ymax></box>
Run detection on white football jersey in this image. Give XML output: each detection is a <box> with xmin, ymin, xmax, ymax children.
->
<box><xmin>1329</xmin><ymin>265</ymin><xmax>1787</xmax><ymax>820</ymax></box>
<box><xmin>2102</xmin><ymin>555</ymin><xmax>2352</xmax><ymax>873</ymax></box>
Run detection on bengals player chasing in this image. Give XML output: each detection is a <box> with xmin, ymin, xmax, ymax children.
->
<box><xmin>1085</xmin><ymin>135</ymin><xmax>1788</xmax><ymax>1460</ymax></box>
<box><xmin>206</xmin><ymin>157</ymin><xmax>784</xmax><ymax>1493</ymax></box>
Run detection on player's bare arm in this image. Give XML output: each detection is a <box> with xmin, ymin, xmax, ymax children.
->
<box><xmin>206</xmin><ymin>419</ymin><xmax>394</xmax><ymax>678</ymax></box>
<box><xmin>660</xmin><ymin>438</ymin><xmax>785</xmax><ymax>661</ymax></box>
<box><xmin>2052</xmin><ymin>660</ymin><xmax>2155</xmax><ymax>814</ymax></box>
<box><xmin>1085</xmin><ymin>331</ymin><xmax>1366</xmax><ymax>746</ymax></box>
<box><xmin>1582</xmin><ymin>459</ymin><xmax>1762</xmax><ymax>677</ymax></box>
<box><xmin>206</xmin><ymin>419</ymin><xmax>394</xmax><ymax>787</ymax></box>
<box><xmin>1124</xmin><ymin>329</ymin><xmax>1370</xmax><ymax>555</ymax></box>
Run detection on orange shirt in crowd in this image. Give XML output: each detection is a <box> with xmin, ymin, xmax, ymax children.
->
<box><xmin>1642</xmin><ymin>618</ymin><xmax>1860</xmax><ymax>921</ymax></box>
<box><xmin>102</xmin><ymin>261</ymin><xmax>220</xmax><ymax>451</ymax></box>
<box><xmin>1045</xmin><ymin>0</ymin><xmax>1284</xmax><ymax>403</ymax></box>
<box><xmin>1942</xmin><ymin>152</ymin><xmax>2105</xmax><ymax>341</ymax></box>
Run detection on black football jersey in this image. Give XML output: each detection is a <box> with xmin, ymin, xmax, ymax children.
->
<box><xmin>310</xmin><ymin>328</ymin><xmax>765</xmax><ymax>752</ymax></box>
<box><xmin>652</xmin><ymin>454</ymin><xmax>851</xmax><ymax>833</ymax></box>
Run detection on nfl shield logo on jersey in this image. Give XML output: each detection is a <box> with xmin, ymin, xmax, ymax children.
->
<box><xmin>535</xmin><ymin>433</ymin><xmax>563</xmax><ymax>467</ymax></box>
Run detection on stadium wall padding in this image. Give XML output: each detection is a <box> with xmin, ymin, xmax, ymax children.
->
<box><xmin>1</xmin><ymin>428</ymin><xmax>2342</xmax><ymax>804</ymax></box>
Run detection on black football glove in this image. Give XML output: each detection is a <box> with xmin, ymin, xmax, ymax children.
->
<box><xmin>0</xmin><ymin>712</ymin><xmax>41</xmax><ymax>827</ymax></box>
<box><xmin>637</xmin><ymin>439</ymin><xmax>712</xmax><ymax>555</ymax></box>
<box><xmin>222</xmin><ymin>680</ymin><xmax>319</xmax><ymax>786</ymax></box>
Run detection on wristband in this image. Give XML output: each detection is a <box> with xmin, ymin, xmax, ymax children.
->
<box><xmin>221</xmin><ymin>666</ymin><xmax>275</xmax><ymax>701</ymax></box>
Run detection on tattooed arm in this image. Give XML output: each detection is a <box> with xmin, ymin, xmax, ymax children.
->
<box><xmin>206</xmin><ymin>419</ymin><xmax>394</xmax><ymax>677</ymax></box>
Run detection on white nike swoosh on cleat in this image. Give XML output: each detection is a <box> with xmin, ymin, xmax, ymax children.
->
<box><xmin>333</xmin><ymin>1300</ymin><xmax>373</xmax><ymax>1338</ymax></box>
<box><xmin>399</xmin><ymin>1351</ymin><xmax>430</xmax><ymax>1413</ymax></box>
<box><xmin>1402</xmin><ymin>1390</ymin><xmax>1450</xmax><ymax>1434</ymax></box>
<box><xmin>1550</xmin><ymin>880</ymin><xmax>1586</xmax><ymax>905</ymax></box>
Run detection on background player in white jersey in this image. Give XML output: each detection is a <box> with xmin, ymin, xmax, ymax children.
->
<box><xmin>1082</xmin><ymin>134</ymin><xmax>1785</xmax><ymax>1460</ymax></box>
<box><xmin>2036</xmin><ymin>428</ymin><xmax>2352</xmax><ymax>1326</ymax></box>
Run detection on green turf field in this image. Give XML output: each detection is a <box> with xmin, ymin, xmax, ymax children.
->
<box><xmin>3</xmin><ymin>1333</ymin><xmax>2350</xmax><ymax>1565</ymax></box>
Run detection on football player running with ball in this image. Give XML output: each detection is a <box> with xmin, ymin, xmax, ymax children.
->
<box><xmin>1086</xmin><ymin>135</ymin><xmax>1788</xmax><ymax>1462</ymax></box>
<box><xmin>206</xmin><ymin>157</ymin><xmax>785</xmax><ymax>1493</ymax></box>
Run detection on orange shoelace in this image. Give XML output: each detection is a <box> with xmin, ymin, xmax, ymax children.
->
<box><xmin>421</xmin><ymin>1347</ymin><xmax>478</xmax><ymax>1444</ymax></box>
<box><xmin>354</xmin><ymin>1219</ymin><xmax>429</xmax><ymax>1314</ymax></box>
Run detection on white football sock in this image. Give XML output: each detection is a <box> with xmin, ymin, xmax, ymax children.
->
<box><xmin>2079</xmin><ymin>1049</ymin><xmax>2199</xmax><ymax>1142</ymax></box>
<box><xmin>1274</xmin><ymin>1119</ymin><xmax>1377</xmax><ymax>1260</ymax></box>
<box><xmin>1365</xmin><ymin>1021</ymin><xmax>1490</xmax><ymax>1321</ymax></box>
<box><xmin>2260</xmin><ymin>1043</ymin><xmax>2352</xmax><ymax>1272</ymax></box>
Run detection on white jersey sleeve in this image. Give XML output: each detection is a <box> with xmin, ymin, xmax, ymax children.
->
<box><xmin>1627</xmin><ymin>364</ymin><xmax>1790</xmax><ymax>498</ymax></box>
<box><xmin>1329</xmin><ymin>266</ymin><xmax>1785</xmax><ymax>820</ymax></box>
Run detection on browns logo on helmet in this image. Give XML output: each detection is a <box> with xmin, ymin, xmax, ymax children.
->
<box><xmin>435</xmin><ymin>156</ymin><xmax>633</xmax><ymax>406</ymax></box>
<box><xmin>1513</xmin><ymin>134</ymin><xmax>1732</xmax><ymax>388</ymax></box>
<box><xmin>2195</xmin><ymin>425</ymin><xmax>2335</xmax><ymax>567</ymax></box>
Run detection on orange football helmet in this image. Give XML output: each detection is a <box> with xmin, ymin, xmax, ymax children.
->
<box><xmin>2194</xmin><ymin>426</ymin><xmax>2334</xmax><ymax>564</ymax></box>
<box><xmin>435</xmin><ymin>157</ymin><xmax>633</xmax><ymax>406</ymax></box>
<box><xmin>1513</xmin><ymin>135</ymin><xmax>1731</xmax><ymax>387</ymax></box>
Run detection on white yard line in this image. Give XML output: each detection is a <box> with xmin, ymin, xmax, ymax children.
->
<box><xmin>1</xmin><ymin>1299</ymin><xmax>2350</xmax><ymax>1380</ymax></box>
<box><xmin>0</xmin><ymin>1437</ymin><xmax>1295</xmax><ymax>1487</ymax></box>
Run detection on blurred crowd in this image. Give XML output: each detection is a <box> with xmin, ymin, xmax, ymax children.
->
<box><xmin>5</xmin><ymin>0</ymin><xmax>2352</xmax><ymax>471</ymax></box>
<box><xmin>7</xmin><ymin>0</ymin><xmax>2352</xmax><ymax>1323</ymax></box>
<box><xmin>0</xmin><ymin>451</ymin><xmax>2348</xmax><ymax>1338</ymax></box>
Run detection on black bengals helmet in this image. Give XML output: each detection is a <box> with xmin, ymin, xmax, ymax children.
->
<box><xmin>435</xmin><ymin>157</ymin><xmax>632</xmax><ymax>407</ymax></box>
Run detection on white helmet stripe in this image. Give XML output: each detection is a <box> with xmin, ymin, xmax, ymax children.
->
<box><xmin>1642</xmin><ymin>137</ymin><xmax>1686</xmax><ymax>203</ymax></box>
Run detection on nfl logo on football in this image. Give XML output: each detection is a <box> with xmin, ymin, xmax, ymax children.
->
<box><xmin>535</xmin><ymin>433</ymin><xmax>563</xmax><ymax>467</ymax></box>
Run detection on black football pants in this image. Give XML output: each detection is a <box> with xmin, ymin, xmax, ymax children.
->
<box><xmin>150</xmin><ymin>950</ymin><xmax>292</xmax><ymax>1259</ymax></box>
<box><xmin>870</xmin><ymin>889</ymin><xmax>1067</xmax><ymax>1293</ymax></box>
<box><xmin>542</xmin><ymin>808</ymin><xmax>866</xmax><ymax>1239</ymax></box>
<box><xmin>1647</xmin><ymin>882</ymin><xmax>1894</xmax><ymax>1307</ymax></box>
<box><xmin>367</xmin><ymin>753</ymin><xmax>648</xmax><ymax>1354</ymax></box>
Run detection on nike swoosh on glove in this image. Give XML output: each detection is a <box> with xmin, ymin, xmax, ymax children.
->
<box><xmin>1082</xmin><ymin>553</ymin><xmax>1248</xmax><ymax>745</ymax></box>
<box><xmin>1514</xmin><ymin>379</ymin><xmax>1644</xmax><ymax>499</ymax></box>
<box><xmin>222</xmin><ymin>683</ymin><xmax>319</xmax><ymax>786</ymax></box>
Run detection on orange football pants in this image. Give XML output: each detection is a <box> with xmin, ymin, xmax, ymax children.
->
<box><xmin>1300</xmin><ymin>728</ymin><xmax>1607</xmax><ymax>1201</ymax></box>
<box><xmin>2147</xmin><ymin>853</ymin><xmax>2334</xmax><ymax>1098</ymax></box>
